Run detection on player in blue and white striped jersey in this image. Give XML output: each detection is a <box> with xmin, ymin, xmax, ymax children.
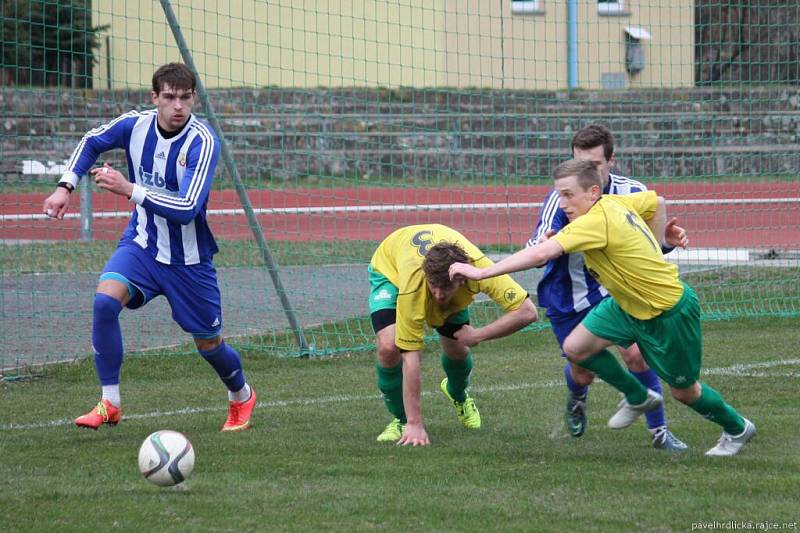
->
<box><xmin>43</xmin><ymin>63</ymin><xmax>256</xmax><ymax>432</ymax></box>
<box><xmin>527</xmin><ymin>124</ymin><xmax>688</xmax><ymax>451</ymax></box>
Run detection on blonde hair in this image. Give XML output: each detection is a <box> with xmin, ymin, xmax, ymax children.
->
<box><xmin>553</xmin><ymin>159</ymin><xmax>602</xmax><ymax>190</ymax></box>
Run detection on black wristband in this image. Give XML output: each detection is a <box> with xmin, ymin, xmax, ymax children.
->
<box><xmin>57</xmin><ymin>182</ymin><xmax>75</xmax><ymax>193</ymax></box>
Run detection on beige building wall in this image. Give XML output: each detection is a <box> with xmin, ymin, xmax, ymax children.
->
<box><xmin>92</xmin><ymin>0</ymin><xmax>693</xmax><ymax>90</ymax></box>
<box><xmin>574</xmin><ymin>1</ymin><xmax>695</xmax><ymax>89</ymax></box>
<box><xmin>443</xmin><ymin>1</ymin><xmax>568</xmax><ymax>90</ymax></box>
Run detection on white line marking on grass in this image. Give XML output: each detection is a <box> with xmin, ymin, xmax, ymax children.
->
<box><xmin>701</xmin><ymin>358</ymin><xmax>800</xmax><ymax>376</ymax></box>
<box><xmin>2</xmin><ymin>361</ymin><xmax>797</xmax><ymax>432</ymax></box>
<box><xmin>1</xmin><ymin>381</ymin><xmax>563</xmax><ymax>432</ymax></box>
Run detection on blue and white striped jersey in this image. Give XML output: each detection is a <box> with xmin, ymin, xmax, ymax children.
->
<box><xmin>527</xmin><ymin>173</ymin><xmax>648</xmax><ymax>317</ymax></box>
<box><xmin>60</xmin><ymin>110</ymin><xmax>220</xmax><ymax>265</ymax></box>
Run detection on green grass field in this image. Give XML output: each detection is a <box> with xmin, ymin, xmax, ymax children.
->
<box><xmin>2</xmin><ymin>316</ymin><xmax>798</xmax><ymax>531</ymax></box>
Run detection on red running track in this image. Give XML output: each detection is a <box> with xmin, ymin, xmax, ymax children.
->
<box><xmin>2</xmin><ymin>182</ymin><xmax>798</xmax><ymax>248</ymax></box>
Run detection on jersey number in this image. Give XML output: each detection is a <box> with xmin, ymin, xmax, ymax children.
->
<box><xmin>411</xmin><ymin>230</ymin><xmax>434</xmax><ymax>256</ymax></box>
<box><xmin>625</xmin><ymin>212</ymin><xmax>657</xmax><ymax>251</ymax></box>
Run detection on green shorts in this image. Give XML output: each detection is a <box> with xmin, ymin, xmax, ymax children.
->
<box><xmin>367</xmin><ymin>264</ymin><xmax>469</xmax><ymax>324</ymax></box>
<box><xmin>581</xmin><ymin>283</ymin><xmax>701</xmax><ymax>389</ymax></box>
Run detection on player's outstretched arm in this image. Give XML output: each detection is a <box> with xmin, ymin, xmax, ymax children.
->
<box><xmin>396</xmin><ymin>350</ymin><xmax>430</xmax><ymax>447</ymax></box>
<box><xmin>449</xmin><ymin>239</ymin><xmax>565</xmax><ymax>282</ymax></box>
<box><xmin>454</xmin><ymin>298</ymin><xmax>538</xmax><ymax>347</ymax></box>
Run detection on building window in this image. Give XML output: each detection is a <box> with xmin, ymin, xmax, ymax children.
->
<box><xmin>598</xmin><ymin>0</ymin><xmax>625</xmax><ymax>14</ymax></box>
<box><xmin>511</xmin><ymin>0</ymin><xmax>543</xmax><ymax>15</ymax></box>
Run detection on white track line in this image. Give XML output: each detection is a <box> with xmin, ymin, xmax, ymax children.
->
<box><xmin>2</xmin><ymin>197</ymin><xmax>798</xmax><ymax>222</ymax></box>
<box><xmin>3</xmin><ymin>359</ymin><xmax>798</xmax><ymax>433</ymax></box>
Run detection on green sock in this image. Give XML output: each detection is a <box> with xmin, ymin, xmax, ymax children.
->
<box><xmin>688</xmin><ymin>382</ymin><xmax>746</xmax><ymax>435</ymax></box>
<box><xmin>441</xmin><ymin>353</ymin><xmax>473</xmax><ymax>403</ymax></box>
<box><xmin>375</xmin><ymin>361</ymin><xmax>406</xmax><ymax>423</ymax></box>
<box><xmin>577</xmin><ymin>349</ymin><xmax>648</xmax><ymax>406</ymax></box>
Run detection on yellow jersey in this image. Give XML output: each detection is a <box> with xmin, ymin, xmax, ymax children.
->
<box><xmin>370</xmin><ymin>224</ymin><xmax>528</xmax><ymax>351</ymax></box>
<box><xmin>551</xmin><ymin>191</ymin><xmax>683</xmax><ymax>320</ymax></box>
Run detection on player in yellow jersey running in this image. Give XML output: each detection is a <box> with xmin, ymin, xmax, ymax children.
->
<box><xmin>369</xmin><ymin>224</ymin><xmax>539</xmax><ymax>446</ymax></box>
<box><xmin>449</xmin><ymin>160</ymin><xmax>755</xmax><ymax>456</ymax></box>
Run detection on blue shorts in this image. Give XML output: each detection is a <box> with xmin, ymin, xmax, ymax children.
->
<box><xmin>548</xmin><ymin>306</ymin><xmax>592</xmax><ymax>357</ymax></box>
<box><xmin>102</xmin><ymin>241</ymin><xmax>223</xmax><ymax>339</ymax></box>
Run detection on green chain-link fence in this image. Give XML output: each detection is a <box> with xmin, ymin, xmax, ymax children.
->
<box><xmin>1</xmin><ymin>0</ymin><xmax>797</xmax><ymax>378</ymax></box>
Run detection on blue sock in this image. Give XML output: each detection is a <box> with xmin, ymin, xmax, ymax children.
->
<box><xmin>564</xmin><ymin>363</ymin><xmax>588</xmax><ymax>397</ymax></box>
<box><xmin>92</xmin><ymin>293</ymin><xmax>124</xmax><ymax>386</ymax></box>
<box><xmin>199</xmin><ymin>341</ymin><xmax>246</xmax><ymax>392</ymax></box>
<box><xmin>632</xmin><ymin>369</ymin><xmax>666</xmax><ymax>429</ymax></box>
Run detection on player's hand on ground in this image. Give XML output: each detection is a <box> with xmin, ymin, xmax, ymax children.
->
<box><xmin>453</xmin><ymin>324</ymin><xmax>481</xmax><ymax>347</ymax></box>
<box><xmin>665</xmin><ymin>217</ymin><xmax>689</xmax><ymax>249</ymax></box>
<box><xmin>92</xmin><ymin>164</ymin><xmax>134</xmax><ymax>198</ymax></box>
<box><xmin>449</xmin><ymin>262</ymin><xmax>482</xmax><ymax>282</ymax></box>
<box><xmin>42</xmin><ymin>187</ymin><xmax>71</xmax><ymax>219</ymax></box>
<box><xmin>397</xmin><ymin>422</ymin><xmax>430</xmax><ymax>446</ymax></box>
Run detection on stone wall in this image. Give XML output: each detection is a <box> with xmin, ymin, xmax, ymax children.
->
<box><xmin>2</xmin><ymin>86</ymin><xmax>799</xmax><ymax>182</ymax></box>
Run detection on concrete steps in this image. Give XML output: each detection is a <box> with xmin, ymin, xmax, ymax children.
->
<box><xmin>3</xmin><ymin>86</ymin><xmax>799</xmax><ymax>181</ymax></box>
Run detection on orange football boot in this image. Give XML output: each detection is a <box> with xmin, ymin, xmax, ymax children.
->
<box><xmin>75</xmin><ymin>399</ymin><xmax>122</xmax><ymax>429</ymax></box>
<box><xmin>221</xmin><ymin>387</ymin><xmax>256</xmax><ymax>432</ymax></box>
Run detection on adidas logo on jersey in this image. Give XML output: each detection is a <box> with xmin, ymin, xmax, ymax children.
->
<box><xmin>155</xmin><ymin>151</ymin><xmax>166</xmax><ymax>160</ymax></box>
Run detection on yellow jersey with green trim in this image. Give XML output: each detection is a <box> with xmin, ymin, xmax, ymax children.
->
<box><xmin>370</xmin><ymin>224</ymin><xmax>528</xmax><ymax>351</ymax></box>
<box><xmin>551</xmin><ymin>191</ymin><xmax>683</xmax><ymax>320</ymax></box>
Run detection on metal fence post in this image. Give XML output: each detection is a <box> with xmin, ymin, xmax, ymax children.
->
<box><xmin>80</xmin><ymin>175</ymin><xmax>92</xmax><ymax>242</ymax></box>
<box><xmin>159</xmin><ymin>0</ymin><xmax>309</xmax><ymax>355</ymax></box>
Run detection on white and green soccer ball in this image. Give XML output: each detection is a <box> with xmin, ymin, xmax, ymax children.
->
<box><xmin>137</xmin><ymin>430</ymin><xmax>195</xmax><ymax>487</ymax></box>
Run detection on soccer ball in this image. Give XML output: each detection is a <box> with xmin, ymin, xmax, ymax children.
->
<box><xmin>137</xmin><ymin>430</ymin><xmax>195</xmax><ymax>487</ymax></box>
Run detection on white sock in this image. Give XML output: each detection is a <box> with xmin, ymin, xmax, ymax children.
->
<box><xmin>228</xmin><ymin>383</ymin><xmax>251</xmax><ymax>403</ymax></box>
<box><xmin>101</xmin><ymin>385</ymin><xmax>121</xmax><ymax>407</ymax></box>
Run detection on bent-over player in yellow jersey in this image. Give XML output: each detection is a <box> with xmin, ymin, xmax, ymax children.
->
<box><xmin>449</xmin><ymin>160</ymin><xmax>755</xmax><ymax>457</ymax></box>
<box><xmin>368</xmin><ymin>224</ymin><xmax>538</xmax><ymax>446</ymax></box>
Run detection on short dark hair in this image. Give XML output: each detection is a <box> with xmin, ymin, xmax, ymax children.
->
<box><xmin>422</xmin><ymin>242</ymin><xmax>469</xmax><ymax>288</ymax></box>
<box><xmin>571</xmin><ymin>124</ymin><xmax>614</xmax><ymax>161</ymax></box>
<box><xmin>152</xmin><ymin>63</ymin><xmax>196</xmax><ymax>94</ymax></box>
<box><xmin>553</xmin><ymin>159</ymin><xmax>602</xmax><ymax>191</ymax></box>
